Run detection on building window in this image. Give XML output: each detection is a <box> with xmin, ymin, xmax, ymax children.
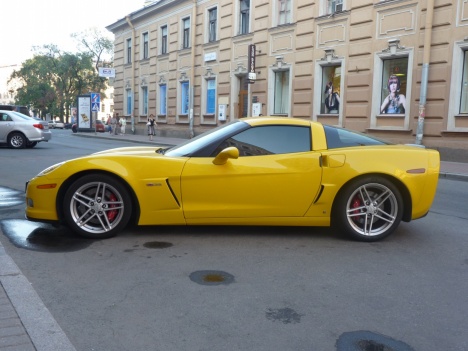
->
<box><xmin>327</xmin><ymin>0</ymin><xmax>343</xmax><ymax>14</ymax></box>
<box><xmin>208</xmin><ymin>7</ymin><xmax>217</xmax><ymax>42</ymax></box>
<box><xmin>460</xmin><ymin>50</ymin><xmax>468</xmax><ymax>114</ymax></box>
<box><xmin>239</xmin><ymin>0</ymin><xmax>250</xmax><ymax>35</ymax></box>
<box><xmin>142</xmin><ymin>32</ymin><xmax>149</xmax><ymax>59</ymax></box>
<box><xmin>181</xmin><ymin>81</ymin><xmax>190</xmax><ymax>114</ymax></box>
<box><xmin>321</xmin><ymin>66</ymin><xmax>341</xmax><ymax>114</ymax></box>
<box><xmin>161</xmin><ymin>25</ymin><xmax>168</xmax><ymax>54</ymax></box>
<box><xmin>274</xmin><ymin>70</ymin><xmax>290</xmax><ymax>115</ymax></box>
<box><xmin>126</xmin><ymin>38</ymin><xmax>132</xmax><ymax>64</ymax></box>
<box><xmin>380</xmin><ymin>57</ymin><xmax>408</xmax><ymax>114</ymax></box>
<box><xmin>141</xmin><ymin>86</ymin><xmax>148</xmax><ymax>115</ymax></box>
<box><xmin>206</xmin><ymin>79</ymin><xmax>216</xmax><ymax>114</ymax></box>
<box><xmin>182</xmin><ymin>18</ymin><xmax>190</xmax><ymax>49</ymax></box>
<box><xmin>159</xmin><ymin>84</ymin><xmax>167</xmax><ymax>115</ymax></box>
<box><xmin>278</xmin><ymin>0</ymin><xmax>291</xmax><ymax>25</ymax></box>
<box><xmin>126</xmin><ymin>90</ymin><xmax>132</xmax><ymax>115</ymax></box>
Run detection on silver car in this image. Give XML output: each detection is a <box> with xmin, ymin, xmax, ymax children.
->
<box><xmin>0</xmin><ymin>110</ymin><xmax>52</xmax><ymax>149</ymax></box>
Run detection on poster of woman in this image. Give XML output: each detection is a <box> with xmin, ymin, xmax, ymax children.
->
<box><xmin>380</xmin><ymin>75</ymin><xmax>406</xmax><ymax>114</ymax></box>
<box><xmin>324</xmin><ymin>81</ymin><xmax>340</xmax><ymax>114</ymax></box>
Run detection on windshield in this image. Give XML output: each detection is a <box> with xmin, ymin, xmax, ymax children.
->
<box><xmin>165</xmin><ymin>120</ymin><xmax>248</xmax><ymax>157</ymax></box>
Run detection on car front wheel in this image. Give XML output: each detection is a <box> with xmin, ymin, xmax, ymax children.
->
<box><xmin>63</xmin><ymin>174</ymin><xmax>132</xmax><ymax>239</ymax></box>
<box><xmin>333</xmin><ymin>176</ymin><xmax>403</xmax><ymax>241</ymax></box>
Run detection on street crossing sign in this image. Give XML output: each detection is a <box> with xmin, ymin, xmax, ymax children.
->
<box><xmin>91</xmin><ymin>93</ymin><xmax>100</xmax><ymax>112</ymax></box>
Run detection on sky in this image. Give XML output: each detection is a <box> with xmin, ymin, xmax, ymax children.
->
<box><xmin>1</xmin><ymin>0</ymin><xmax>145</xmax><ymax>67</ymax></box>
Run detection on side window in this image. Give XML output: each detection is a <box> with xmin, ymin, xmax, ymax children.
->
<box><xmin>278</xmin><ymin>0</ymin><xmax>292</xmax><ymax>25</ymax></box>
<box><xmin>459</xmin><ymin>50</ymin><xmax>468</xmax><ymax>113</ymax></box>
<box><xmin>142</xmin><ymin>32</ymin><xmax>149</xmax><ymax>59</ymax></box>
<box><xmin>0</xmin><ymin>113</ymin><xmax>11</xmax><ymax>122</ymax></box>
<box><xmin>324</xmin><ymin>125</ymin><xmax>388</xmax><ymax>149</ymax></box>
<box><xmin>126</xmin><ymin>38</ymin><xmax>132</xmax><ymax>64</ymax></box>
<box><xmin>213</xmin><ymin>126</ymin><xmax>311</xmax><ymax>156</ymax></box>
<box><xmin>239</xmin><ymin>0</ymin><xmax>250</xmax><ymax>35</ymax></box>
<box><xmin>208</xmin><ymin>7</ymin><xmax>217</xmax><ymax>42</ymax></box>
<box><xmin>161</xmin><ymin>25</ymin><xmax>168</xmax><ymax>54</ymax></box>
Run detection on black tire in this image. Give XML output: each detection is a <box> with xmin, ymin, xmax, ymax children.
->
<box><xmin>8</xmin><ymin>132</ymin><xmax>26</xmax><ymax>149</ymax></box>
<box><xmin>63</xmin><ymin>174</ymin><xmax>132</xmax><ymax>239</ymax></box>
<box><xmin>333</xmin><ymin>176</ymin><xmax>403</xmax><ymax>242</ymax></box>
<box><xmin>26</xmin><ymin>141</ymin><xmax>38</xmax><ymax>148</ymax></box>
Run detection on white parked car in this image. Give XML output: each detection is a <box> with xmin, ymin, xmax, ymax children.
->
<box><xmin>0</xmin><ymin>110</ymin><xmax>52</xmax><ymax>148</ymax></box>
<box><xmin>48</xmin><ymin>120</ymin><xmax>65</xmax><ymax>129</ymax></box>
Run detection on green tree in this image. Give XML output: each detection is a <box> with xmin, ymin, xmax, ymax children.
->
<box><xmin>9</xmin><ymin>44</ymin><xmax>107</xmax><ymax>121</ymax></box>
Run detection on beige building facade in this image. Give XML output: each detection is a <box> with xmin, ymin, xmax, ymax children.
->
<box><xmin>106</xmin><ymin>0</ymin><xmax>468</xmax><ymax>148</ymax></box>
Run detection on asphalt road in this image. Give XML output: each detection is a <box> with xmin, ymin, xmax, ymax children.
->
<box><xmin>1</xmin><ymin>129</ymin><xmax>467</xmax><ymax>351</ymax></box>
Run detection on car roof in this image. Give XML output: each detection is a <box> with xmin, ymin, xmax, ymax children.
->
<box><xmin>241</xmin><ymin>116</ymin><xmax>314</xmax><ymax>127</ymax></box>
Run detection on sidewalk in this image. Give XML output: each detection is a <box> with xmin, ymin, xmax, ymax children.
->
<box><xmin>1</xmin><ymin>131</ymin><xmax>466</xmax><ymax>351</ymax></box>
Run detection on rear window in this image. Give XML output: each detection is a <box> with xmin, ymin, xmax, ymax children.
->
<box><xmin>324</xmin><ymin>125</ymin><xmax>390</xmax><ymax>149</ymax></box>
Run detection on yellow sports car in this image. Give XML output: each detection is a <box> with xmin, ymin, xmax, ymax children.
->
<box><xmin>25</xmin><ymin>117</ymin><xmax>440</xmax><ymax>241</ymax></box>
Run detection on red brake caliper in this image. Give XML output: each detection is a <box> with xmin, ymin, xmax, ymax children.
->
<box><xmin>107</xmin><ymin>193</ymin><xmax>118</xmax><ymax>222</ymax></box>
<box><xmin>351</xmin><ymin>196</ymin><xmax>362</xmax><ymax>224</ymax></box>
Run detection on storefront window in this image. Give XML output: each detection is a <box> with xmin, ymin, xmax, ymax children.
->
<box><xmin>321</xmin><ymin>66</ymin><xmax>341</xmax><ymax>114</ymax></box>
<box><xmin>380</xmin><ymin>58</ymin><xmax>408</xmax><ymax>114</ymax></box>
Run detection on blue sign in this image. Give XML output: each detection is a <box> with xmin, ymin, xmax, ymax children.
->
<box><xmin>91</xmin><ymin>93</ymin><xmax>100</xmax><ymax>111</ymax></box>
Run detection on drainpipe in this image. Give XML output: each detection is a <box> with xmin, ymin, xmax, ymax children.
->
<box><xmin>415</xmin><ymin>0</ymin><xmax>435</xmax><ymax>145</ymax></box>
<box><xmin>125</xmin><ymin>16</ymin><xmax>136</xmax><ymax>119</ymax></box>
<box><xmin>189</xmin><ymin>0</ymin><xmax>197</xmax><ymax>138</ymax></box>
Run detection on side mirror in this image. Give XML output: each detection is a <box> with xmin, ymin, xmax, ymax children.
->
<box><xmin>212</xmin><ymin>147</ymin><xmax>239</xmax><ymax>165</ymax></box>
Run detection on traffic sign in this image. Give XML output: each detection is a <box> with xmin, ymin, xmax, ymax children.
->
<box><xmin>91</xmin><ymin>93</ymin><xmax>100</xmax><ymax>111</ymax></box>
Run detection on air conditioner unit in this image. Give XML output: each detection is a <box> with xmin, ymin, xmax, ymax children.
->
<box><xmin>335</xmin><ymin>3</ymin><xmax>343</xmax><ymax>12</ymax></box>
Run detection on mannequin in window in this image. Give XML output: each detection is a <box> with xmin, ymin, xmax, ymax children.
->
<box><xmin>380</xmin><ymin>75</ymin><xmax>406</xmax><ymax>114</ymax></box>
<box><xmin>324</xmin><ymin>81</ymin><xmax>340</xmax><ymax>114</ymax></box>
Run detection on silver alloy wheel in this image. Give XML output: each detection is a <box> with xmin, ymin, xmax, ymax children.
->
<box><xmin>345</xmin><ymin>182</ymin><xmax>398</xmax><ymax>237</ymax></box>
<box><xmin>10</xmin><ymin>134</ymin><xmax>25</xmax><ymax>148</ymax></box>
<box><xmin>69</xmin><ymin>181</ymin><xmax>125</xmax><ymax>234</ymax></box>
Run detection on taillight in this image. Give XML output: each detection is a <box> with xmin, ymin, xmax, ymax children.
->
<box><xmin>33</xmin><ymin>123</ymin><xmax>44</xmax><ymax>129</ymax></box>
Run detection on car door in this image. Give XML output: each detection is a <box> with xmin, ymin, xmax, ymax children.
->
<box><xmin>0</xmin><ymin>112</ymin><xmax>14</xmax><ymax>143</ymax></box>
<box><xmin>180</xmin><ymin>125</ymin><xmax>323</xmax><ymax>219</ymax></box>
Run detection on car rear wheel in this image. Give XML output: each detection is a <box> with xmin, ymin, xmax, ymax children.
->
<box><xmin>8</xmin><ymin>132</ymin><xmax>26</xmax><ymax>149</ymax></box>
<box><xmin>333</xmin><ymin>176</ymin><xmax>403</xmax><ymax>241</ymax></box>
<box><xmin>63</xmin><ymin>174</ymin><xmax>132</xmax><ymax>239</ymax></box>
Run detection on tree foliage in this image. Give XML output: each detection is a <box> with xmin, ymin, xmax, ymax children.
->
<box><xmin>8</xmin><ymin>28</ymin><xmax>112</xmax><ymax>120</ymax></box>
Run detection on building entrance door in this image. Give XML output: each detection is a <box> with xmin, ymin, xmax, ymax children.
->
<box><xmin>238</xmin><ymin>75</ymin><xmax>249</xmax><ymax>118</ymax></box>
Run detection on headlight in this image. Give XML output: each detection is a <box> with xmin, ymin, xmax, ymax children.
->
<box><xmin>37</xmin><ymin>162</ymin><xmax>65</xmax><ymax>176</ymax></box>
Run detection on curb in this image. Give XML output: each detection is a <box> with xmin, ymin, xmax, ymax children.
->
<box><xmin>438</xmin><ymin>172</ymin><xmax>468</xmax><ymax>182</ymax></box>
<box><xmin>0</xmin><ymin>242</ymin><xmax>76</xmax><ymax>351</ymax></box>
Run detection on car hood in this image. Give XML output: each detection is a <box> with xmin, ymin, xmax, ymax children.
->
<box><xmin>92</xmin><ymin>146</ymin><xmax>166</xmax><ymax>156</ymax></box>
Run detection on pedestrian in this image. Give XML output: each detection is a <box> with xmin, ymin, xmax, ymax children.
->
<box><xmin>106</xmin><ymin>114</ymin><xmax>112</xmax><ymax>134</ymax></box>
<box><xmin>115</xmin><ymin>113</ymin><xmax>121</xmax><ymax>135</ymax></box>
<box><xmin>110</xmin><ymin>113</ymin><xmax>118</xmax><ymax>135</ymax></box>
<box><xmin>120</xmin><ymin>116</ymin><xmax>127</xmax><ymax>135</ymax></box>
<box><xmin>147</xmin><ymin>114</ymin><xmax>156</xmax><ymax>141</ymax></box>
